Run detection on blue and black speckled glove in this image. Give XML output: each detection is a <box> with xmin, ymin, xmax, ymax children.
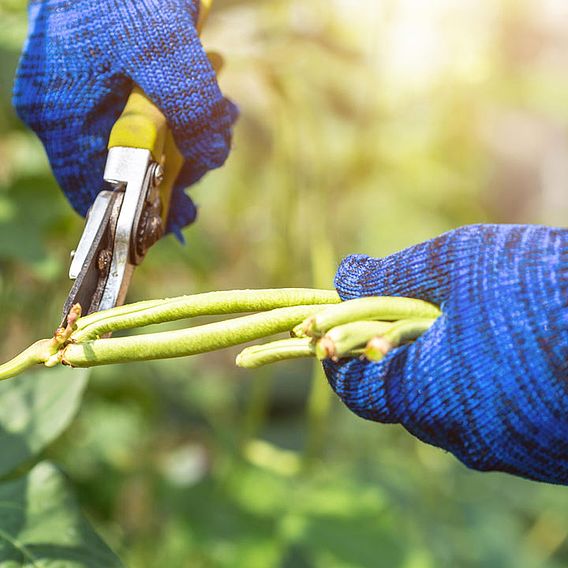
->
<box><xmin>325</xmin><ymin>224</ymin><xmax>568</xmax><ymax>485</ymax></box>
<box><xmin>13</xmin><ymin>0</ymin><xmax>237</xmax><ymax>237</ymax></box>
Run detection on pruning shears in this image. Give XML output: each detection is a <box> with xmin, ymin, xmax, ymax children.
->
<box><xmin>61</xmin><ymin>0</ymin><xmax>213</xmax><ymax>324</ymax></box>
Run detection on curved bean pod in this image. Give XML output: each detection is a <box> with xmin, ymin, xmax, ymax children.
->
<box><xmin>73</xmin><ymin>289</ymin><xmax>340</xmax><ymax>341</ymax></box>
<box><xmin>300</xmin><ymin>297</ymin><xmax>441</xmax><ymax>337</ymax></box>
<box><xmin>64</xmin><ymin>305</ymin><xmax>335</xmax><ymax>367</ymax></box>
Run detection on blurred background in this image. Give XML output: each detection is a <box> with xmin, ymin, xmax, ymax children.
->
<box><xmin>1</xmin><ymin>0</ymin><xmax>568</xmax><ymax>566</ymax></box>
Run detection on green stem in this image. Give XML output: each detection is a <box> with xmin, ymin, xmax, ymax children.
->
<box><xmin>236</xmin><ymin>338</ymin><xmax>315</xmax><ymax>368</ymax></box>
<box><xmin>0</xmin><ymin>340</ymin><xmax>55</xmax><ymax>381</ymax></box>
<box><xmin>239</xmin><ymin>368</ymin><xmax>273</xmax><ymax>450</ymax></box>
<box><xmin>365</xmin><ymin>319</ymin><xmax>436</xmax><ymax>361</ymax></box>
<box><xmin>64</xmin><ymin>305</ymin><xmax>335</xmax><ymax>368</ymax></box>
<box><xmin>73</xmin><ymin>288</ymin><xmax>340</xmax><ymax>341</ymax></box>
<box><xmin>305</xmin><ymin>221</ymin><xmax>337</xmax><ymax>469</ymax></box>
<box><xmin>301</xmin><ymin>297</ymin><xmax>441</xmax><ymax>337</ymax></box>
<box><xmin>303</xmin><ymin>363</ymin><xmax>332</xmax><ymax>470</ymax></box>
<box><xmin>0</xmin><ymin>304</ymin><xmax>83</xmax><ymax>380</ymax></box>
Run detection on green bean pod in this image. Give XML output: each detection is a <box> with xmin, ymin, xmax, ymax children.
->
<box><xmin>64</xmin><ymin>305</ymin><xmax>334</xmax><ymax>368</ymax></box>
<box><xmin>300</xmin><ymin>297</ymin><xmax>440</xmax><ymax>337</ymax></box>
<box><xmin>73</xmin><ymin>288</ymin><xmax>340</xmax><ymax>341</ymax></box>
<box><xmin>236</xmin><ymin>338</ymin><xmax>315</xmax><ymax>368</ymax></box>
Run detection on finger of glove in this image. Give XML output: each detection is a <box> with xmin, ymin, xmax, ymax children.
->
<box><xmin>164</xmin><ymin>97</ymin><xmax>237</xmax><ymax>236</ymax></box>
<box><xmin>334</xmin><ymin>224</ymin><xmax>507</xmax><ymax>305</ymax></box>
<box><xmin>120</xmin><ymin>4</ymin><xmax>237</xmax><ymax>183</ymax></box>
<box><xmin>334</xmin><ymin>234</ymin><xmax>461</xmax><ymax>305</ymax></box>
<box><xmin>327</xmin><ymin>303</ymin><xmax>568</xmax><ymax>483</ymax></box>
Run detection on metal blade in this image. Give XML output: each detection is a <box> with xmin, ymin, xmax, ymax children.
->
<box><xmin>99</xmin><ymin>147</ymin><xmax>153</xmax><ymax>311</ymax></box>
<box><xmin>61</xmin><ymin>190</ymin><xmax>123</xmax><ymax>324</ymax></box>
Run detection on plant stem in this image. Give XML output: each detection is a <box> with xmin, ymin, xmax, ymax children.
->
<box><xmin>303</xmin><ymin>364</ymin><xmax>332</xmax><ymax>470</ymax></box>
<box><xmin>0</xmin><ymin>340</ymin><xmax>55</xmax><ymax>381</ymax></box>
<box><xmin>73</xmin><ymin>288</ymin><xmax>340</xmax><ymax>341</ymax></box>
<box><xmin>64</xmin><ymin>305</ymin><xmax>335</xmax><ymax>368</ymax></box>
<box><xmin>0</xmin><ymin>304</ymin><xmax>83</xmax><ymax>380</ymax></box>
<box><xmin>239</xmin><ymin>367</ymin><xmax>273</xmax><ymax>450</ymax></box>
<box><xmin>301</xmin><ymin>297</ymin><xmax>441</xmax><ymax>337</ymax></box>
<box><xmin>304</xmin><ymin>189</ymin><xmax>337</xmax><ymax>470</ymax></box>
<box><xmin>236</xmin><ymin>338</ymin><xmax>315</xmax><ymax>368</ymax></box>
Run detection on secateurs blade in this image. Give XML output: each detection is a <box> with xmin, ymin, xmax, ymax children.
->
<box><xmin>61</xmin><ymin>147</ymin><xmax>167</xmax><ymax>323</ymax></box>
<box><xmin>61</xmin><ymin>87</ymin><xmax>184</xmax><ymax>325</ymax></box>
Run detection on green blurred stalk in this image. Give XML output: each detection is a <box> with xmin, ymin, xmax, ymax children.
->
<box><xmin>239</xmin><ymin>367</ymin><xmax>272</xmax><ymax>451</ymax></box>
<box><xmin>286</xmin><ymin>70</ymin><xmax>338</xmax><ymax>470</ymax></box>
<box><xmin>303</xmin><ymin>235</ymin><xmax>336</xmax><ymax>470</ymax></box>
<box><xmin>238</xmin><ymin>83</ymin><xmax>309</xmax><ymax>452</ymax></box>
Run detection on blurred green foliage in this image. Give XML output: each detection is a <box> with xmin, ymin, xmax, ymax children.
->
<box><xmin>0</xmin><ymin>462</ymin><xmax>122</xmax><ymax>566</ymax></box>
<box><xmin>1</xmin><ymin>0</ymin><xmax>568</xmax><ymax>566</ymax></box>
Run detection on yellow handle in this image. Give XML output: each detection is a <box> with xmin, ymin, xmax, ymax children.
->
<box><xmin>107</xmin><ymin>86</ymin><xmax>168</xmax><ymax>159</ymax></box>
<box><xmin>107</xmin><ymin>0</ymin><xmax>214</xmax><ymax>225</ymax></box>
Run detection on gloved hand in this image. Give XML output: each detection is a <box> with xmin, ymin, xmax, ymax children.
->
<box><xmin>324</xmin><ymin>224</ymin><xmax>568</xmax><ymax>485</ymax></box>
<box><xmin>13</xmin><ymin>0</ymin><xmax>237</xmax><ymax>238</ymax></box>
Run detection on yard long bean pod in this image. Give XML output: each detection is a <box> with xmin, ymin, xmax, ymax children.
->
<box><xmin>236</xmin><ymin>338</ymin><xmax>364</xmax><ymax>369</ymax></box>
<box><xmin>236</xmin><ymin>338</ymin><xmax>316</xmax><ymax>368</ymax></box>
<box><xmin>237</xmin><ymin>317</ymin><xmax>439</xmax><ymax>368</ymax></box>
<box><xmin>63</xmin><ymin>305</ymin><xmax>333</xmax><ymax>367</ymax></box>
<box><xmin>73</xmin><ymin>289</ymin><xmax>340</xmax><ymax>341</ymax></box>
<box><xmin>299</xmin><ymin>297</ymin><xmax>441</xmax><ymax>337</ymax></box>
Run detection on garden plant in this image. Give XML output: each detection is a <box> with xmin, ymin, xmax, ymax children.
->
<box><xmin>3</xmin><ymin>0</ymin><xmax>568</xmax><ymax>566</ymax></box>
<box><xmin>0</xmin><ymin>286</ymin><xmax>440</xmax><ymax>562</ymax></box>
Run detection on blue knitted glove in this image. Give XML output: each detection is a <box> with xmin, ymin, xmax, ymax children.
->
<box><xmin>325</xmin><ymin>224</ymin><xmax>568</xmax><ymax>484</ymax></box>
<box><xmin>13</xmin><ymin>0</ymin><xmax>237</xmax><ymax>237</ymax></box>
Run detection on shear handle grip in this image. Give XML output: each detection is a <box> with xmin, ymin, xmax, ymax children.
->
<box><xmin>107</xmin><ymin>88</ymin><xmax>184</xmax><ymax>225</ymax></box>
<box><xmin>107</xmin><ymin>87</ymin><xmax>169</xmax><ymax>160</ymax></box>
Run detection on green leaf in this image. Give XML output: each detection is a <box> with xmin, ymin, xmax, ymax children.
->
<box><xmin>0</xmin><ymin>367</ymin><xmax>89</xmax><ymax>478</ymax></box>
<box><xmin>0</xmin><ymin>461</ymin><xmax>123</xmax><ymax>566</ymax></box>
